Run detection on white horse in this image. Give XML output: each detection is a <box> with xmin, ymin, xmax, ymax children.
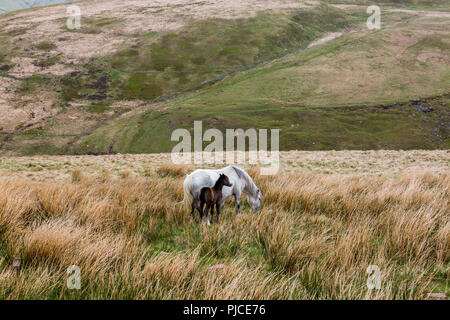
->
<box><xmin>183</xmin><ymin>166</ymin><xmax>262</xmax><ymax>223</ymax></box>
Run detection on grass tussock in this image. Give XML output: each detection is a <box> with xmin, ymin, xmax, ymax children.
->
<box><xmin>71</xmin><ymin>169</ymin><xmax>83</xmax><ymax>183</ymax></box>
<box><xmin>155</xmin><ymin>164</ymin><xmax>192</xmax><ymax>178</ymax></box>
<box><xmin>0</xmin><ymin>168</ymin><xmax>448</xmax><ymax>299</ymax></box>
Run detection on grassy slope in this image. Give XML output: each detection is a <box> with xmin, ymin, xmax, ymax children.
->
<box><xmin>3</xmin><ymin>4</ymin><xmax>359</xmax><ymax>154</ymax></box>
<box><xmin>0</xmin><ymin>2</ymin><xmax>449</xmax><ymax>155</ymax></box>
<box><xmin>76</xmin><ymin>9</ymin><xmax>450</xmax><ymax>154</ymax></box>
<box><xmin>57</xmin><ymin>7</ymin><xmax>352</xmax><ymax>104</ymax></box>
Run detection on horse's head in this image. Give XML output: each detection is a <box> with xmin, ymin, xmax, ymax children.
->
<box><xmin>218</xmin><ymin>174</ymin><xmax>233</xmax><ymax>188</ymax></box>
<box><xmin>247</xmin><ymin>188</ymin><xmax>262</xmax><ymax>212</ymax></box>
<box><xmin>222</xmin><ymin>174</ymin><xmax>233</xmax><ymax>187</ymax></box>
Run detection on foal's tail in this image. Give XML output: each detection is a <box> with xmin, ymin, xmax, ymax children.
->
<box><xmin>182</xmin><ymin>174</ymin><xmax>194</xmax><ymax>211</ymax></box>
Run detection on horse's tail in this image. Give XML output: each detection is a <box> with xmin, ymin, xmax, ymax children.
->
<box><xmin>182</xmin><ymin>174</ymin><xmax>194</xmax><ymax>211</ymax></box>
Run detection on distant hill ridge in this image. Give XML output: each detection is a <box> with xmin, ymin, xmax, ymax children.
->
<box><xmin>0</xmin><ymin>0</ymin><xmax>76</xmax><ymax>13</ymax></box>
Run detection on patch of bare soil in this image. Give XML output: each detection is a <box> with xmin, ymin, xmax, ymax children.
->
<box><xmin>307</xmin><ymin>32</ymin><xmax>342</xmax><ymax>48</ymax></box>
<box><xmin>8</xmin><ymin>57</ymin><xmax>41</xmax><ymax>78</ymax></box>
<box><xmin>0</xmin><ymin>77</ymin><xmax>24</xmax><ymax>132</ymax></box>
<box><xmin>392</xmin><ymin>81</ymin><xmax>411</xmax><ymax>88</ymax></box>
<box><xmin>52</xmin><ymin>109</ymin><xmax>100</xmax><ymax>131</ymax></box>
<box><xmin>271</xmin><ymin>98</ymin><xmax>302</xmax><ymax>105</ymax></box>
<box><xmin>113</xmin><ymin>100</ymin><xmax>152</xmax><ymax>119</ymax></box>
<box><xmin>417</xmin><ymin>52</ymin><xmax>442</xmax><ymax>62</ymax></box>
<box><xmin>330</xmin><ymin>4</ymin><xmax>361</xmax><ymax>10</ymax></box>
<box><xmin>384</xmin><ymin>32</ymin><xmax>421</xmax><ymax>57</ymax></box>
<box><xmin>0</xmin><ymin>76</ymin><xmax>56</xmax><ymax>132</ymax></box>
<box><xmin>8</xmin><ymin>56</ymin><xmax>73</xmax><ymax>78</ymax></box>
<box><xmin>55</xmin><ymin>33</ymin><xmax>126</xmax><ymax>60</ymax></box>
<box><xmin>41</xmin><ymin>63</ymin><xmax>74</xmax><ymax>76</ymax></box>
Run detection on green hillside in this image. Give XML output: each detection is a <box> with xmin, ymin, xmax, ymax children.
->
<box><xmin>0</xmin><ymin>1</ymin><xmax>448</xmax><ymax>155</ymax></box>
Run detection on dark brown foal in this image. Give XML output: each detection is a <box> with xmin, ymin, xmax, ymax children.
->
<box><xmin>199</xmin><ymin>174</ymin><xmax>232</xmax><ymax>224</ymax></box>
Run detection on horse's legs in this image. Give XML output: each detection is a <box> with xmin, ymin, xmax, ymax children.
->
<box><xmin>191</xmin><ymin>199</ymin><xmax>202</xmax><ymax>222</ymax></box>
<box><xmin>234</xmin><ymin>193</ymin><xmax>241</xmax><ymax>215</ymax></box>
<box><xmin>190</xmin><ymin>201</ymin><xmax>196</xmax><ymax>218</ymax></box>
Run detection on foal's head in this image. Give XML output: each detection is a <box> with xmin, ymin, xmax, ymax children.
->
<box><xmin>214</xmin><ymin>174</ymin><xmax>232</xmax><ymax>189</ymax></box>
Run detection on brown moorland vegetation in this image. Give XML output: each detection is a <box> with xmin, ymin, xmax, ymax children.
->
<box><xmin>0</xmin><ymin>151</ymin><xmax>448</xmax><ymax>299</ymax></box>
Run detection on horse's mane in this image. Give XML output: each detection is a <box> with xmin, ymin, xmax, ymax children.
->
<box><xmin>213</xmin><ymin>174</ymin><xmax>226</xmax><ymax>189</ymax></box>
<box><xmin>231</xmin><ymin>166</ymin><xmax>258</xmax><ymax>195</ymax></box>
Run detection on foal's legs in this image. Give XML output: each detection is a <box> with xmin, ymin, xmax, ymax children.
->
<box><xmin>209</xmin><ymin>204</ymin><xmax>214</xmax><ymax>225</ymax></box>
<box><xmin>203</xmin><ymin>203</ymin><xmax>211</xmax><ymax>225</ymax></box>
<box><xmin>216</xmin><ymin>202</ymin><xmax>221</xmax><ymax>223</ymax></box>
<box><xmin>199</xmin><ymin>201</ymin><xmax>205</xmax><ymax>221</ymax></box>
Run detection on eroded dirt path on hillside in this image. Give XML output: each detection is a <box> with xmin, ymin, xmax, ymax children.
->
<box><xmin>307</xmin><ymin>32</ymin><xmax>343</xmax><ymax>48</ymax></box>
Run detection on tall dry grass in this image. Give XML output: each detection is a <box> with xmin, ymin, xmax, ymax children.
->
<box><xmin>0</xmin><ymin>165</ymin><xmax>448</xmax><ymax>299</ymax></box>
